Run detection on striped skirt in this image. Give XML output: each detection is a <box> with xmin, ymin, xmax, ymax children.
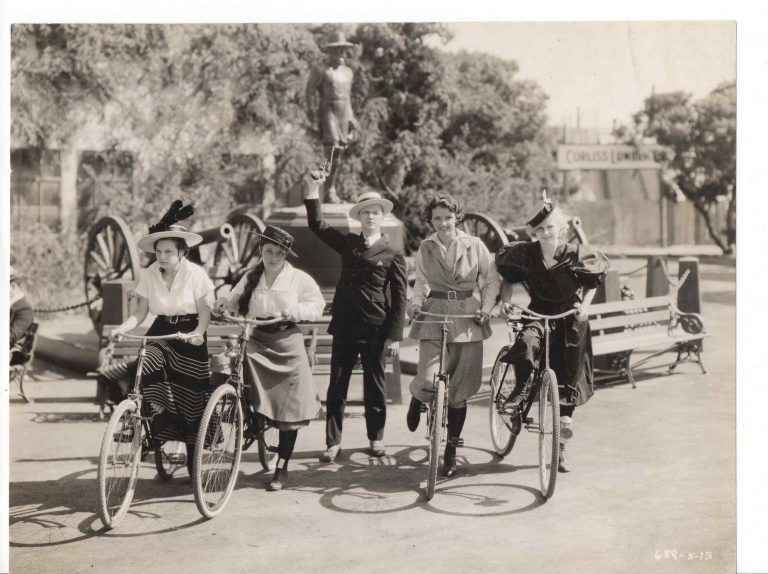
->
<box><xmin>141</xmin><ymin>316</ymin><xmax>211</xmax><ymax>447</ymax></box>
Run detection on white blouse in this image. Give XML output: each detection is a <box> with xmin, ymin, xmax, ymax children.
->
<box><xmin>227</xmin><ymin>262</ymin><xmax>325</xmax><ymax>321</ymax></box>
<box><xmin>135</xmin><ymin>258</ymin><xmax>215</xmax><ymax>315</ymax></box>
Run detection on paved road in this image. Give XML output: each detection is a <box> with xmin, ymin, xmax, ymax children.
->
<box><xmin>8</xmin><ymin>264</ymin><xmax>735</xmax><ymax>574</ymax></box>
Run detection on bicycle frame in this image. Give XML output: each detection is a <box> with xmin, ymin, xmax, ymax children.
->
<box><xmin>500</xmin><ymin>305</ymin><xmax>578</xmax><ymax>429</ymax></box>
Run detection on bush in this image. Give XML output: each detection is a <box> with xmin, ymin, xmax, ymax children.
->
<box><xmin>11</xmin><ymin>223</ymin><xmax>85</xmax><ymax>313</ymax></box>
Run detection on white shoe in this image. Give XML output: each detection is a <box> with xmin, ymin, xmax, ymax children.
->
<box><xmin>319</xmin><ymin>445</ymin><xmax>341</xmax><ymax>463</ymax></box>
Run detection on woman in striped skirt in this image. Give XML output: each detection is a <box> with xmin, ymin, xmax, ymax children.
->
<box><xmin>110</xmin><ymin>202</ymin><xmax>214</xmax><ymax>472</ymax></box>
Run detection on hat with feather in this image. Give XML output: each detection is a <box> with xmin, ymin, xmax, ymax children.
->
<box><xmin>137</xmin><ymin>200</ymin><xmax>203</xmax><ymax>253</ymax></box>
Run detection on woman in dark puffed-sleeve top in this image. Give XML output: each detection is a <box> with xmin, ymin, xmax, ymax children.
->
<box><xmin>495</xmin><ymin>202</ymin><xmax>608</xmax><ymax>473</ymax></box>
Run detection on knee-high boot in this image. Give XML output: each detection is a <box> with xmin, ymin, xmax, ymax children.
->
<box><xmin>444</xmin><ymin>406</ymin><xmax>467</xmax><ymax>477</ymax></box>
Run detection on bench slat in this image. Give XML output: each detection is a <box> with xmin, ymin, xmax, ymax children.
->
<box><xmin>590</xmin><ymin>310</ymin><xmax>670</xmax><ymax>332</ymax></box>
<box><xmin>589</xmin><ymin>296</ymin><xmax>671</xmax><ymax>315</ymax></box>
<box><xmin>594</xmin><ymin>330</ymin><xmax>706</xmax><ymax>355</ymax></box>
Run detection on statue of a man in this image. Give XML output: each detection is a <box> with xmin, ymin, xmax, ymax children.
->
<box><xmin>305</xmin><ymin>32</ymin><xmax>359</xmax><ymax>203</ymax></box>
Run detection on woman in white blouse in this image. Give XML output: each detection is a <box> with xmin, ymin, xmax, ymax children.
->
<box><xmin>213</xmin><ymin>225</ymin><xmax>325</xmax><ymax>491</ymax></box>
<box><xmin>110</xmin><ymin>202</ymin><xmax>214</xmax><ymax>473</ymax></box>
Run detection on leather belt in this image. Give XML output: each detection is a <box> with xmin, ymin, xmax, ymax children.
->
<box><xmin>256</xmin><ymin>322</ymin><xmax>295</xmax><ymax>334</ymax></box>
<box><xmin>158</xmin><ymin>314</ymin><xmax>198</xmax><ymax>325</ymax></box>
<box><xmin>428</xmin><ymin>290</ymin><xmax>474</xmax><ymax>301</ymax></box>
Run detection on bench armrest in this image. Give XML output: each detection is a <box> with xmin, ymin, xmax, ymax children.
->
<box><xmin>670</xmin><ymin>307</ymin><xmax>706</xmax><ymax>335</ymax></box>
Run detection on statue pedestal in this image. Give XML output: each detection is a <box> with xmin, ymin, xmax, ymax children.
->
<box><xmin>266</xmin><ymin>203</ymin><xmax>405</xmax><ymax>289</ymax></box>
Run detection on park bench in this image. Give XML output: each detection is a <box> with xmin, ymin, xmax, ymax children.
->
<box><xmin>100</xmin><ymin>316</ymin><xmax>403</xmax><ymax>413</ymax></box>
<box><xmin>588</xmin><ymin>294</ymin><xmax>707</xmax><ymax>388</ymax></box>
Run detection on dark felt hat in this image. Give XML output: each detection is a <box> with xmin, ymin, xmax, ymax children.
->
<box><xmin>526</xmin><ymin>200</ymin><xmax>555</xmax><ymax>227</ymax></box>
<box><xmin>256</xmin><ymin>225</ymin><xmax>298</xmax><ymax>257</ymax></box>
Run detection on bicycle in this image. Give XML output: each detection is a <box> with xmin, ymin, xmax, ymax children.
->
<box><xmin>192</xmin><ymin>313</ymin><xmax>283</xmax><ymax>519</ymax></box>
<box><xmin>488</xmin><ymin>304</ymin><xmax>578</xmax><ymax>499</ymax></box>
<box><xmin>411</xmin><ymin>310</ymin><xmax>476</xmax><ymax>500</ymax></box>
<box><xmin>96</xmin><ymin>332</ymin><xmax>195</xmax><ymax>529</ymax></box>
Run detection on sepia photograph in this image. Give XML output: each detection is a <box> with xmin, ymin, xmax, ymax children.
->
<box><xmin>2</xmin><ymin>3</ymin><xmax>759</xmax><ymax>573</ymax></box>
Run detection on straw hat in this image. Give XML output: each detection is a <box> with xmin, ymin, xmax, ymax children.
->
<box><xmin>137</xmin><ymin>200</ymin><xmax>203</xmax><ymax>253</ymax></box>
<box><xmin>349</xmin><ymin>190</ymin><xmax>393</xmax><ymax>220</ymax></box>
<box><xmin>137</xmin><ymin>225</ymin><xmax>203</xmax><ymax>253</ymax></box>
<box><xmin>323</xmin><ymin>31</ymin><xmax>354</xmax><ymax>50</ymax></box>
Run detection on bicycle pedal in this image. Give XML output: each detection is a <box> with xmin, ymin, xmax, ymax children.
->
<box><xmin>418</xmin><ymin>403</ymin><xmax>428</xmax><ymax>413</ymax></box>
<box><xmin>524</xmin><ymin>417</ymin><xmax>534</xmax><ymax>424</ymax></box>
<box><xmin>113</xmin><ymin>429</ymin><xmax>135</xmax><ymax>443</ymax></box>
<box><xmin>450</xmin><ymin>438</ymin><xmax>465</xmax><ymax>448</ymax></box>
<box><xmin>267</xmin><ymin>446</ymin><xmax>279</xmax><ymax>453</ymax></box>
<box><xmin>166</xmin><ymin>453</ymin><xmax>186</xmax><ymax>465</ymax></box>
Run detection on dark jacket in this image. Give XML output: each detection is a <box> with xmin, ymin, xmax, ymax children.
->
<box><xmin>305</xmin><ymin>198</ymin><xmax>408</xmax><ymax>341</ymax></box>
<box><xmin>10</xmin><ymin>296</ymin><xmax>34</xmax><ymax>347</ymax></box>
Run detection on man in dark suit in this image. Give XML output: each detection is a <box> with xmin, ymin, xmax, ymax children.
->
<box><xmin>304</xmin><ymin>175</ymin><xmax>408</xmax><ymax>460</ymax></box>
<box><xmin>10</xmin><ymin>266</ymin><xmax>34</xmax><ymax>366</ymax></box>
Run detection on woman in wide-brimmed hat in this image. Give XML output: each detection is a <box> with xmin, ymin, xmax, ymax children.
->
<box><xmin>213</xmin><ymin>225</ymin><xmax>326</xmax><ymax>491</ymax></box>
<box><xmin>494</xmin><ymin>199</ymin><xmax>608</xmax><ymax>473</ymax></box>
<box><xmin>109</xmin><ymin>201</ymin><xmax>214</xmax><ymax>472</ymax></box>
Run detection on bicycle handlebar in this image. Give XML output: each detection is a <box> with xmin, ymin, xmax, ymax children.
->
<box><xmin>504</xmin><ymin>303</ymin><xmax>578</xmax><ymax>321</ymax></box>
<box><xmin>218</xmin><ymin>312</ymin><xmax>287</xmax><ymax>326</ymax></box>
<box><xmin>111</xmin><ymin>332</ymin><xmax>192</xmax><ymax>342</ymax></box>
<box><xmin>417</xmin><ymin>311</ymin><xmax>477</xmax><ymax>319</ymax></box>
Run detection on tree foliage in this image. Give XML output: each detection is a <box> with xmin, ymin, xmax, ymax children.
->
<box><xmin>12</xmin><ymin>23</ymin><xmax>555</xmax><ymax>253</ymax></box>
<box><xmin>615</xmin><ymin>82</ymin><xmax>736</xmax><ymax>253</ymax></box>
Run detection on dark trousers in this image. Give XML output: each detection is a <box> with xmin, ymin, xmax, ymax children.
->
<box><xmin>325</xmin><ymin>336</ymin><xmax>387</xmax><ymax>446</ymax></box>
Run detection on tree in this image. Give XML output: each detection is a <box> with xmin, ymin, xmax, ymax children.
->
<box><xmin>617</xmin><ymin>82</ymin><xmax>736</xmax><ymax>253</ymax></box>
<box><xmin>12</xmin><ymin>23</ymin><xmax>557</xmax><ymax>256</ymax></box>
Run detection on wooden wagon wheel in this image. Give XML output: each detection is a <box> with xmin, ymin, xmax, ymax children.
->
<box><xmin>459</xmin><ymin>212</ymin><xmax>510</xmax><ymax>254</ymax></box>
<box><xmin>84</xmin><ymin>216</ymin><xmax>141</xmax><ymax>334</ymax></box>
<box><xmin>211</xmin><ymin>212</ymin><xmax>265</xmax><ymax>296</ymax></box>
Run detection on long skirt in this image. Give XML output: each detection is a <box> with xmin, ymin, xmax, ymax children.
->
<box><xmin>503</xmin><ymin>317</ymin><xmax>594</xmax><ymax>408</ymax></box>
<box><xmin>140</xmin><ymin>316</ymin><xmax>211</xmax><ymax>447</ymax></box>
<box><xmin>409</xmin><ymin>340</ymin><xmax>484</xmax><ymax>408</ymax></box>
<box><xmin>242</xmin><ymin>325</ymin><xmax>320</xmax><ymax>431</ymax></box>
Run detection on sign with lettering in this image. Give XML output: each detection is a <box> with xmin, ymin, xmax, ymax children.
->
<box><xmin>557</xmin><ymin>144</ymin><xmax>671</xmax><ymax>170</ymax></box>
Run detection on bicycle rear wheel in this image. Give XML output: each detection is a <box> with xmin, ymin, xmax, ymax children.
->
<box><xmin>97</xmin><ymin>399</ymin><xmax>142</xmax><ymax>529</ymax></box>
<box><xmin>193</xmin><ymin>384</ymin><xmax>244</xmax><ymax>519</ymax></box>
<box><xmin>154</xmin><ymin>440</ymin><xmax>187</xmax><ymax>481</ymax></box>
<box><xmin>489</xmin><ymin>349</ymin><xmax>518</xmax><ymax>457</ymax></box>
<box><xmin>538</xmin><ymin>369</ymin><xmax>560</xmax><ymax>499</ymax></box>
<box><xmin>426</xmin><ymin>376</ymin><xmax>446</xmax><ymax>500</ymax></box>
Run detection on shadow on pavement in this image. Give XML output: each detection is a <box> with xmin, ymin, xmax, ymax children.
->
<box><xmin>9</xmin><ymin>465</ymin><xmax>206</xmax><ymax>548</ymax></box>
<box><xmin>10</xmin><ymin>446</ymin><xmax>558</xmax><ymax>547</ymax></box>
<box><xmin>258</xmin><ymin>445</ymin><xmax>546</xmax><ymax>517</ymax></box>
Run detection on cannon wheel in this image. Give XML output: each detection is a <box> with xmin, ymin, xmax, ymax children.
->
<box><xmin>460</xmin><ymin>212</ymin><xmax>510</xmax><ymax>254</ymax></box>
<box><xmin>211</xmin><ymin>212</ymin><xmax>265</xmax><ymax>296</ymax></box>
<box><xmin>84</xmin><ymin>216</ymin><xmax>142</xmax><ymax>334</ymax></box>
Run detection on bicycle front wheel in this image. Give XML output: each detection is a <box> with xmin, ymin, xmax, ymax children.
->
<box><xmin>426</xmin><ymin>376</ymin><xmax>446</xmax><ymax>501</ymax></box>
<box><xmin>193</xmin><ymin>384</ymin><xmax>244</xmax><ymax>519</ymax></box>
<box><xmin>538</xmin><ymin>369</ymin><xmax>560</xmax><ymax>499</ymax></box>
<box><xmin>97</xmin><ymin>399</ymin><xmax>142</xmax><ymax>529</ymax></box>
<box><xmin>489</xmin><ymin>349</ymin><xmax>518</xmax><ymax>457</ymax></box>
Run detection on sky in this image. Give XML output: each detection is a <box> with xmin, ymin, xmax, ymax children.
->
<box><xmin>439</xmin><ymin>21</ymin><xmax>736</xmax><ymax>131</ymax></box>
